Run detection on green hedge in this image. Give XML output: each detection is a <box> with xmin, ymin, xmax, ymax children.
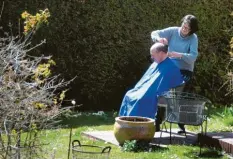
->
<box><xmin>2</xmin><ymin>0</ymin><xmax>233</xmax><ymax>110</ymax></box>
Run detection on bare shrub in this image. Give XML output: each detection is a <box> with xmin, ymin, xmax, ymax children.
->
<box><xmin>0</xmin><ymin>9</ymin><xmax>74</xmax><ymax>159</ymax></box>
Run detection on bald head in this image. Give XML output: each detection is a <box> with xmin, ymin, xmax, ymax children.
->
<box><xmin>150</xmin><ymin>43</ymin><xmax>168</xmax><ymax>54</ymax></box>
<box><xmin>150</xmin><ymin>43</ymin><xmax>168</xmax><ymax>63</ymax></box>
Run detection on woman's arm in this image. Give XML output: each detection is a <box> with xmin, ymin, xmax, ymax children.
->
<box><xmin>151</xmin><ymin>27</ymin><xmax>177</xmax><ymax>44</ymax></box>
<box><xmin>182</xmin><ymin>36</ymin><xmax>198</xmax><ymax>64</ymax></box>
<box><xmin>169</xmin><ymin>35</ymin><xmax>198</xmax><ymax>64</ymax></box>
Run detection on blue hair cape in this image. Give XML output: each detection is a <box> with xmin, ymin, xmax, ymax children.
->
<box><xmin>119</xmin><ymin>58</ymin><xmax>184</xmax><ymax>119</ymax></box>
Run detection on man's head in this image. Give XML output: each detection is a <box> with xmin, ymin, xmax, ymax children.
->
<box><xmin>150</xmin><ymin>43</ymin><xmax>168</xmax><ymax>63</ymax></box>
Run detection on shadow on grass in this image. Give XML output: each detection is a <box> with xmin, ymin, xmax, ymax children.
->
<box><xmin>56</xmin><ymin>111</ymin><xmax>116</xmax><ymax>128</ymax></box>
<box><xmin>149</xmin><ymin>145</ymin><xmax>169</xmax><ymax>153</ymax></box>
<box><xmin>121</xmin><ymin>140</ymin><xmax>169</xmax><ymax>153</ymax></box>
<box><xmin>184</xmin><ymin>149</ymin><xmax>224</xmax><ymax>158</ymax></box>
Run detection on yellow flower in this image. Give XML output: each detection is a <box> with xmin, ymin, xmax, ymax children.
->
<box><xmin>29</xmin><ymin>18</ymin><xmax>37</xmax><ymax>27</ymax></box>
<box><xmin>21</xmin><ymin>11</ymin><xmax>29</xmax><ymax>19</ymax></box>
<box><xmin>48</xmin><ymin>59</ymin><xmax>56</xmax><ymax>65</ymax></box>
<box><xmin>53</xmin><ymin>98</ymin><xmax>58</xmax><ymax>105</ymax></box>
<box><xmin>12</xmin><ymin>129</ymin><xmax>17</xmax><ymax>135</ymax></box>
<box><xmin>36</xmin><ymin>13</ymin><xmax>41</xmax><ymax>21</ymax></box>
<box><xmin>33</xmin><ymin>102</ymin><xmax>46</xmax><ymax>109</ymax></box>
<box><xmin>21</xmin><ymin>8</ymin><xmax>50</xmax><ymax>34</ymax></box>
<box><xmin>59</xmin><ymin>90</ymin><xmax>67</xmax><ymax>101</ymax></box>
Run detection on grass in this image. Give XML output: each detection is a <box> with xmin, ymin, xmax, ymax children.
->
<box><xmin>39</xmin><ymin>107</ymin><xmax>233</xmax><ymax>159</ymax></box>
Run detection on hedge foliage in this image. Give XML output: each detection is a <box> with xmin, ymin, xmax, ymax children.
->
<box><xmin>2</xmin><ymin>0</ymin><xmax>233</xmax><ymax>110</ymax></box>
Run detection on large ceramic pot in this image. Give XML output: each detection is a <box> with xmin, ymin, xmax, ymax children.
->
<box><xmin>113</xmin><ymin>116</ymin><xmax>155</xmax><ymax>145</ymax></box>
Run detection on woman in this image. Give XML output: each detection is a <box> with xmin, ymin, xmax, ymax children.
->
<box><xmin>151</xmin><ymin>14</ymin><xmax>199</xmax><ymax>133</ymax></box>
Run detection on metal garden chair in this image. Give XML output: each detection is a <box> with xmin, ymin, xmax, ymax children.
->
<box><xmin>159</xmin><ymin>90</ymin><xmax>211</xmax><ymax>154</ymax></box>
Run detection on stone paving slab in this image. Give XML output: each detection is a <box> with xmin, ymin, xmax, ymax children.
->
<box><xmin>81</xmin><ymin>128</ymin><xmax>198</xmax><ymax>146</ymax></box>
<box><xmin>82</xmin><ymin>130</ymin><xmax>233</xmax><ymax>156</ymax></box>
<box><xmin>82</xmin><ymin>131</ymin><xmax>119</xmax><ymax>146</ymax></box>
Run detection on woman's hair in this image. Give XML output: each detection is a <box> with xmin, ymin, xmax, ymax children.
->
<box><xmin>181</xmin><ymin>14</ymin><xmax>198</xmax><ymax>35</ymax></box>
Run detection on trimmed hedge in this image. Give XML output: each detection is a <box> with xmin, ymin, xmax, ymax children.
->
<box><xmin>2</xmin><ymin>0</ymin><xmax>233</xmax><ymax>110</ymax></box>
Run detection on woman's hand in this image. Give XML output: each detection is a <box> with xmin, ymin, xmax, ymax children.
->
<box><xmin>157</xmin><ymin>38</ymin><xmax>168</xmax><ymax>45</ymax></box>
<box><xmin>168</xmin><ymin>52</ymin><xmax>183</xmax><ymax>58</ymax></box>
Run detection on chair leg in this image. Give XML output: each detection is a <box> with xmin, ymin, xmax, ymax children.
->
<box><xmin>159</xmin><ymin>124</ymin><xmax>163</xmax><ymax>145</ymax></box>
<box><xmin>163</xmin><ymin>122</ymin><xmax>167</xmax><ymax>132</ymax></box>
<box><xmin>159</xmin><ymin>122</ymin><xmax>164</xmax><ymax>145</ymax></box>
<box><xmin>205</xmin><ymin>117</ymin><xmax>208</xmax><ymax>135</ymax></box>
<box><xmin>198</xmin><ymin>117</ymin><xmax>208</xmax><ymax>156</ymax></box>
<box><xmin>170</xmin><ymin>123</ymin><xmax>172</xmax><ymax>144</ymax></box>
<box><xmin>199</xmin><ymin>124</ymin><xmax>204</xmax><ymax>155</ymax></box>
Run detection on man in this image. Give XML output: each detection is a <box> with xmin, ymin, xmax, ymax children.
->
<box><xmin>119</xmin><ymin>43</ymin><xmax>184</xmax><ymax>119</ymax></box>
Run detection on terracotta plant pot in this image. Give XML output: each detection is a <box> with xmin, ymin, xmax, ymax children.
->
<box><xmin>113</xmin><ymin>116</ymin><xmax>155</xmax><ymax>145</ymax></box>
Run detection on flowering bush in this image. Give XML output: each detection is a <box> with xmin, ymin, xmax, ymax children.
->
<box><xmin>0</xmin><ymin>9</ymin><xmax>74</xmax><ymax>158</ymax></box>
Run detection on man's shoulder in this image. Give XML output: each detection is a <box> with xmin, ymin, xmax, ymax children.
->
<box><xmin>163</xmin><ymin>58</ymin><xmax>181</xmax><ymax>71</ymax></box>
<box><xmin>164</xmin><ymin>59</ymin><xmax>182</xmax><ymax>77</ymax></box>
<box><xmin>164</xmin><ymin>58</ymin><xmax>176</xmax><ymax>65</ymax></box>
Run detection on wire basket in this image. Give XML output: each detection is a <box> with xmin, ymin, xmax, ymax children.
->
<box><xmin>72</xmin><ymin>140</ymin><xmax>111</xmax><ymax>159</ymax></box>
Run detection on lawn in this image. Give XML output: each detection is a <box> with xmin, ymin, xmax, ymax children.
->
<box><xmin>40</xmin><ymin>106</ymin><xmax>233</xmax><ymax>159</ymax></box>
